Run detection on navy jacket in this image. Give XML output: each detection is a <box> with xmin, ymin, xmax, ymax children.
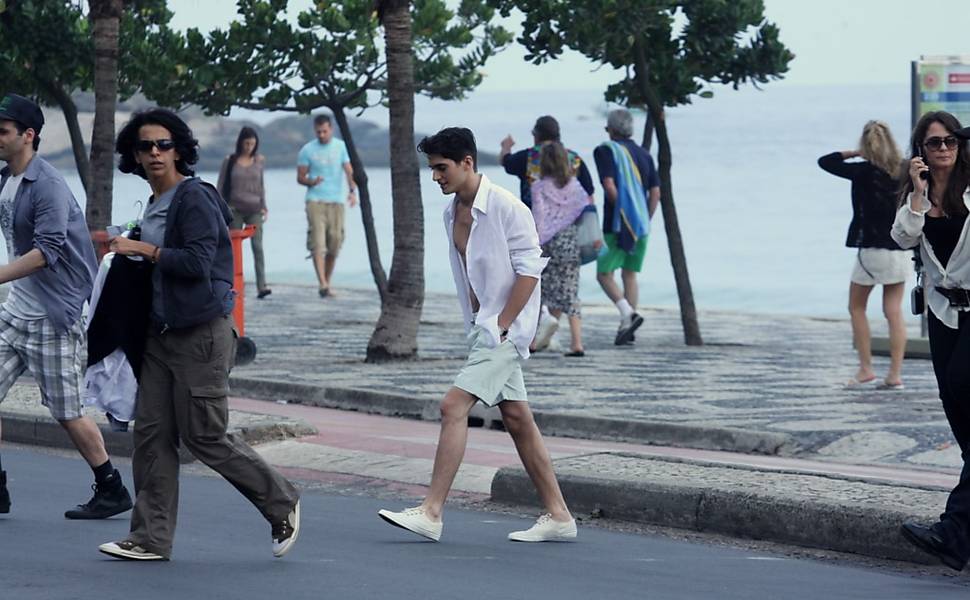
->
<box><xmin>155</xmin><ymin>177</ymin><xmax>235</xmax><ymax>330</ymax></box>
<box><xmin>0</xmin><ymin>156</ymin><xmax>97</xmax><ymax>332</ymax></box>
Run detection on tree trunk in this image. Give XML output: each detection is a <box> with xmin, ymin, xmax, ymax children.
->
<box><xmin>368</xmin><ymin>0</ymin><xmax>424</xmax><ymax>362</ymax></box>
<box><xmin>87</xmin><ymin>0</ymin><xmax>123</xmax><ymax>231</ymax></box>
<box><xmin>641</xmin><ymin>110</ymin><xmax>655</xmax><ymax>153</ymax></box>
<box><xmin>41</xmin><ymin>81</ymin><xmax>90</xmax><ymax>193</ymax></box>
<box><xmin>330</xmin><ymin>105</ymin><xmax>388</xmax><ymax>300</ymax></box>
<box><xmin>634</xmin><ymin>43</ymin><xmax>702</xmax><ymax>346</ymax></box>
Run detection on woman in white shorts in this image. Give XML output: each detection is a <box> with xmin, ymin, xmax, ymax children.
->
<box><xmin>819</xmin><ymin>120</ymin><xmax>909</xmax><ymax>389</ymax></box>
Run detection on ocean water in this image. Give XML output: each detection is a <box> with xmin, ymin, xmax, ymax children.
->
<box><xmin>48</xmin><ymin>83</ymin><xmax>919</xmax><ymax>319</ymax></box>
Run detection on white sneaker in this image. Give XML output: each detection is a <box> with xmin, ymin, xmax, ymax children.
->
<box><xmin>378</xmin><ymin>506</ymin><xmax>442</xmax><ymax>541</ymax></box>
<box><xmin>98</xmin><ymin>540</ymin><xmax>167</xmax><ymax>561</ymax></box>
<box><xmin>508</xmin><ymin>514</ymin><xmax>578</xmax><ymax>542</ymax></box>
<box><xmin>533</xmin><ymin>314</ymin><xmax>560</xmax><ymax>351</ymax></box>
<box><xmin>272</xmin><ymin>499</ymin><xmax>301</xmax><ymax>558</ymax></box>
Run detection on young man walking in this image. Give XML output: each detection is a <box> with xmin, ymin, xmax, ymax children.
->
<box><xmin>378</xmin><ymin>127</ymin><xmax>576</xmax><ymax>543</ymax></box>
<box><xmin>0</xmin><ymin>93</ymin><xmax>132</xmax><ymax>519</ymax></box>
<box><xmin>296</xmin><ymin>114</ymin><xmax>356</xmax><ymax>298</ymax></box>
<box><xmin>593</xmin><ymin>109</ymin><xmax>660</xmax><ymax>345</ymax></box>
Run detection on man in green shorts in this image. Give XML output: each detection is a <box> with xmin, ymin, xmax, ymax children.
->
<box><xmin>592</xmin><ymin>109</ymin><xmax>660</xmax><ymax>345</ymax></box>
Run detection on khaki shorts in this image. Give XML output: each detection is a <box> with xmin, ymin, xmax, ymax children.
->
<box><xmin>306</xmin><ymin>201</ymin><xmax>345</xmax><ymax>257</ymax></box>
<box><xmin>453</xmin><ymin>325</ymin><xmax>528</xmax><ymax>407</ymax></box>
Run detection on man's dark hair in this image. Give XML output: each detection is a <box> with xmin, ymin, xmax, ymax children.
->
<box><xmin>116</xmin><ymin>108</ymin><xmax>199</xmax><ymax>179</ymax></box>
<box><xmin>8</xmin><ymin>120</ymin><xmax>40</xmax><ymax>151</ymax></box>
<box><xmin>417</xmin><ymin>127</ymin><xmax>477</xmax><ymax>169</ymax></box>
<box><xmin>313</xmin><ymin>114</ymin><xmax>332</xmax><ymax>127</ymax></box>
<box><xmin>532</xmin><ymin>115</ymin><xmax>560</xmax><ymax>143</ymax></box>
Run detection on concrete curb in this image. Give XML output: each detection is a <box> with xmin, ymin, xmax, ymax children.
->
<box><xmin>0</xmin><ymin>411</ymin><xmax>316</xmax><ymax>463</ymax></box>
<box><xmin>491</xmin><ymin>454</ymin><xmax>939</xmax><ymax>566</ymax></box>
<box><xmin>229</xmin><ymin>376</ymin><xmax>441</xmax><ymax>420</ymax></box>
<box><xmin>229</xmin><ymin>376</ymin><xmax>796</xmax><ymax>455</ymax></box>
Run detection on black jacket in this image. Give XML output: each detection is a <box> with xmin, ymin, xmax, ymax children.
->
<box><xmin>818</xmin><ymin>152</ymin><xmax>902</xmax><ymax>250</ymax></box>
<box><xmin>155</xmin><ymin>177</ymin><xmax>235</xmax><ymax>329</ymax></box>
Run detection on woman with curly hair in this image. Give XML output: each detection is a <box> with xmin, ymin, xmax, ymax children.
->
<box><xmin>98</xmin><ymin>109</ymin><xmax>300</xmax><ymax>562</ymax></box>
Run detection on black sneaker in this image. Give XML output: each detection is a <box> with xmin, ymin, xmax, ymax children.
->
<box><xmin>614</xmin><ymin>313</ymin><xmax>644</xmax><ymax>346</ymax></box>
<box><xmin>99</xmin><ymin>540</ymin><xmax>167</xmax><ymax>561</ymax></box>
<box><xmin>0</xmin><ymin>470</ymin><xmax>10</xmax><ymax>514</ymax></box>
<box><xmin>901</xmin><ymin>522</ymin><xmax>968</xmax><ymax>571</ymax></box>
<box><xmin>271</xmin><ymin>500</ymin><xmax>301</xmax><ymax>558</ymax></box>
<box><xmin>65</xmin><ymin>470</ymin><xmax>133</xmax><ymax>519</ymax></box>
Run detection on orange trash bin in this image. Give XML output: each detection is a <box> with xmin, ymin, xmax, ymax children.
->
<box><xmin>230</xmin><ymin>225</ymin><xmax>258</xmax><ymax>365</ymax></box>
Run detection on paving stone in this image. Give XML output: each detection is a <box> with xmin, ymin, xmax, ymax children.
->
<box><xmin>233</xmin><ymin>283</ymin><xmax>952</xmax><ymax>469</ymax></box>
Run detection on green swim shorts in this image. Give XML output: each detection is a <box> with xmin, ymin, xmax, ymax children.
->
<box><xmin>596</xmin><ymin>232</ymin><xmax>648</xmax><ymax>273</ymax></box>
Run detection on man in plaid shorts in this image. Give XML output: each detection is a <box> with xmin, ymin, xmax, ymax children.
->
<box><xmin>0</xmin><ymin>94</ymin><xmax>132</xmax><ymax>519</ymax></box>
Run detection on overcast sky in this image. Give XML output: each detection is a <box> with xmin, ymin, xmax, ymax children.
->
<box><xmin>166</xmin><ymin>0</ymin><xmax>970</xmax><ymax>91</ymax></box>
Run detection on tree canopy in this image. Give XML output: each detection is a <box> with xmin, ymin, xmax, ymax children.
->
<box><xmin>494</xmin><ymin>0</ymin><xmax>793</xmax><ymax>111</ymax></box>
<box><xmin>144</xmin><ymin>0</ymin><xmax>512</xmax><ymax>116</ymax></box>
<box><xmin>0</xmin><ymin>0</ymin><xmax>175</xmax><ymax>193</ymax></box>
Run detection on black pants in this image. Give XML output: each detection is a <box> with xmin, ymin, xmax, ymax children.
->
<box><xmin>928</xmin><ymin>310</ymin><xmax>970</xmax><ymax>560</ymax></box>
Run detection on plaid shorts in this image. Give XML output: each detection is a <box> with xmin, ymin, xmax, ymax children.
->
<box><xmin>0</xmin><ymin>308</ymin><xmax>86</xmax><ymax>420</ymax></box>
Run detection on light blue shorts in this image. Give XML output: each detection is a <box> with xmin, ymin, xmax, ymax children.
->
<box><xmin>453</xmin><ymin>325</ymin><xmax>528</xmax><ymax>407</ymax></box>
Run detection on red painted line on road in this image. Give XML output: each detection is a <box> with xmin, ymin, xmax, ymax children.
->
<box><xmin>231</xmin><ymin>397</ymin><xmax>959</xmax><ymax>489</ymax></box>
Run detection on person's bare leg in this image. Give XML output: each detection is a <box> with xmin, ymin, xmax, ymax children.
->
<box><xmin>567</xmin><ymin>315</ymin><xmax>583</xmax><ymax>353</ymax></box>
<box><xmin>882</xmin><ymin>282</ymin><xmax>907</xmax><ymax>386</ymax></box>
<box><xmin>59</xmin><ymin>417</ymin><xmax>109</xmax><ymax>467</ymax></box>
<box><xmin>596</xmin><ymin>270</ymin><xmax>623</xmax><ymax>303</ymax></box>
<box><xmin>324</xmin><ymin>254</ymin><xmax>338</xmax><ymax>293</ymax></box>
<box><xmin>420</xmin><ymin>387</ymin><xmax>477</xmax><ymax>520</ymax></box>
<box><xmin>621</xmin><ymin>269</ymin><xmax>638</xmax><ymax>311</ymax></box>
<box><xmin>848</xmin><ymin>282</ymin><xmax>875</xmax><ymax>382</ymax></box>
<box><xmin>499</xmin><ymin>401</ymin><xmax>571</xmax><ymax>521</ymax></box>
<box><xmin>312</xmin><ymin>252</ymin><xmax>328</xmax><ymax>290</ymax></box>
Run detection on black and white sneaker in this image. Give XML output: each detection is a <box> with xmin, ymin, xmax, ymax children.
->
<box><xmin>0</xmin><ymin>470</ymin><xmax>10</xmax><ymax>514</ymax></box>
<box><xmin>614</xmin><ymin>313</ymin><xmax>643</xmax><ymax>346</ymax></box>
<box><xmin>65</xmin><ymin>470</ymin><xmax>132</xmax><ymax>519</ymax></box>
<box><xmin>99</xmin><ymin>540</ymin><xmax>167</xmax><ymax>561</ymax></box>
<box><xmin>272</xmin><ymin>500</ymin><xmax>301</xmax><ymax>558</ymax></box>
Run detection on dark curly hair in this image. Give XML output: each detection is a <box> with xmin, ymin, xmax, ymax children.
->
<box><xmin>417</xmin><ymin>127</ymin><xmax>477</xmax><ymax>169</ymax></box>
<box><xmin>116</xmin><ymin>108</ymin><xmax>199</xmax><ymax>179</ymax></box>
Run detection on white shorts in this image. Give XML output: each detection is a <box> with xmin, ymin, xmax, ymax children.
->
<box><xmin>851</xmin><ymin>248</ymin><xmax>911</xmax><ymax>286</ymax></box>
<box><xmin>452</xmin><ymin>325</ymin><xmax>527</xmax><ymax>407</ymax></box>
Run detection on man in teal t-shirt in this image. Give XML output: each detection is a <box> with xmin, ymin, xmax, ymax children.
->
<box><xmin>296</xmin><ymin>114</ymin><xmax>356</xmax><ymax>297</ymax></box>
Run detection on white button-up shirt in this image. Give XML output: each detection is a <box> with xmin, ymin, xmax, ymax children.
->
<box><xmin>891</xmin><ymin>187</ymin><xmax>970</xmax><ymax>328</ymax></box>
<box><xmin>443</xmin><ymin>175</ymin><xmax>548</xmax><ymax>358</ymax></box>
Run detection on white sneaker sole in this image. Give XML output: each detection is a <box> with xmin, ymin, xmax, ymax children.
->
<box><xmin>98</xmin><ymin>542</ymin><xmax>166</xmax><ymax>560</ymax></box>
<box><xmin>273</xmin><ymin>500</ymin><xmax>301</xmax><ymax>558</ymax></box>
<box><xmin>508</xmin><ymin>523</ymin><xmax>578</xmax><ymax>542</ymax></box>
<box><xmin>378</xmin><ymin>509</ymin><xmax>441</xmax><ymax>541</ymax></box>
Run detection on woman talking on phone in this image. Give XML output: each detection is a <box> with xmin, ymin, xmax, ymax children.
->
<box><xmin>818</xmin><ymin>120</ymin><xmax>908</xmax><ymax>390</ymax></box>
<box><xmin>892</xmin><ymin>111</ymin><xmax>970</xmax><ymax>571</ymax></box>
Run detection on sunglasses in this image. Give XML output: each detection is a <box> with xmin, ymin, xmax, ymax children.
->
<box><xmin>135</xmin><ymin>139</ymin><xmax>176</xmax><ymax>153</ymax></box>
<box><xmin>923</xmin><ymin>136</ymin><xmax>960</xmax><ymax>151</ymax></box>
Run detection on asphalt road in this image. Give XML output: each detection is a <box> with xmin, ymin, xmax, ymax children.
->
<box><xmin>0</xmin><ymin>446</ymin><xmax>966</xmax><ymax>600</ymax></box>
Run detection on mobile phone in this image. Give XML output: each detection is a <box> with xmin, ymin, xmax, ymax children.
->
<box><xmin>918</xmin><ymin>147</ymin><xmax>929</xmax><ymax>180</ymax></box>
